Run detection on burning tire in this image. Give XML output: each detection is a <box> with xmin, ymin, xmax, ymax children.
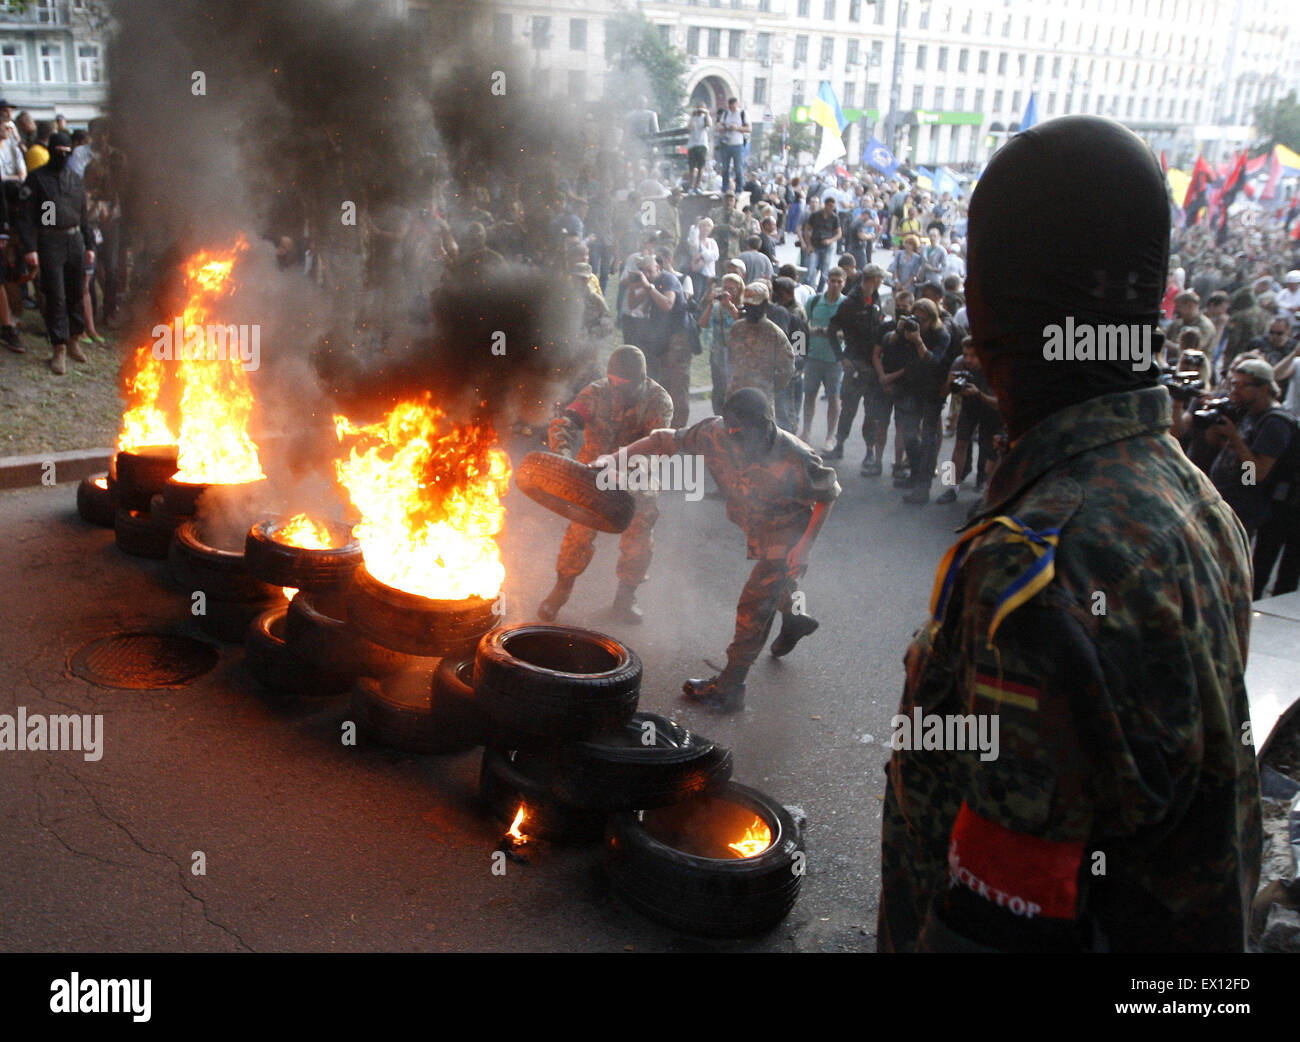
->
<box><xmin>244</xmin><ymin>518</ymin><xmax>361</xmax><ymax>592</ymax></box>
<box><xmin>346</xmin><ymin>566</ymin><xmax>498</xmax><ymax>658</ymax></box>
<box><xmin>514</xmin><ymin>451</ymin><xmax>635</xmax><ymax>534</ymax></box>
<box><xmin>552</xmin><ymin>712</ymin><xmax>733</xmax><ymax>812</ymax></box>
<box><xmin>285</xmin><ymin>590</ymin><xmax>423</xmax><ymax>678</ymax></box>
<box><xmin>168</xmin><ymin>519</ymin><xmax>282</xmax><ymax>603</ymax></box>
<box><xmin>114</xmin><ymin>447</ymin><xmax>178</xmax><ymax>512</ymax></box>
<box><xmin>350</xmin><ymin>668</ymin><xmax>481</xmax><ymax>755</ymax></box>
<box><xmin>479</xmin><ymin>746</ymin><xmax>607</xmax><ymax>843</ymax></box>
<box><xmin>160</xmin><ymin>476</ymin><xmax>210</xmax><ymax>518</ymax></box>
<box><xmin>605</xmin><ymin>782</ymin><xmax>805</xmax><ymax>938</ymax></box>
<box><xmin>113</xmin><ymin>508</ymin><xmax>172</xmax><ymax>560</ymax></box>
<box><xmin>76</xmin><ymin>473</ymin><xmax>116</xmax><ymax>528</ymax></box>
<box><xmin>474</xmin><ymin>624</ymin><xmax>641</xmax><ymax>742</ymax></box>
<box><xmin>245</xmin><ymin>605</ymin><xmax>354</xmax><ymax>697</ymax></box>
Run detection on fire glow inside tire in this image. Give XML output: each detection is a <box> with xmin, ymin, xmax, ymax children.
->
<box><xmin>76</xmin><ymin>473</ymin><xmax>115</xmax><ymax>528</ymax></box>
<box><xmin>514</xmin><ymin>451</ymin><xmax>635</xmax><ymax>534</ymax></box>
<box><xmin>474</xmin><ymin>624</ymin><xmax>641</xmax><ymax>742</ymax></box>
<box><xmin>605</xmin><ymin>782</ymin><xmax>805</xmax><ymax>938</ymax></box>
<box><xmin>169</xmin><ymin>519</ymin><xmax>282</xmax><ymax>604</ymax></box>
<box><xmin>244</xmin><ymin>517</ymin><xmax>361</xmax><ymax>592</ymax></box>
<box><xmin>346</xmin><ymin>566</ymin><xmax>497</xmax><ymax>658</ymax></box>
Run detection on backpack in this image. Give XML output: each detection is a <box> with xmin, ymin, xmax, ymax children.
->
<box><xmin>1260</xmin><ymin>406</ymin><xmax>1300</xmax><ymax>510</ymax></box>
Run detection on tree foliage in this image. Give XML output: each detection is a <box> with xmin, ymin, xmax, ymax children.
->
<box><xmin>604</xmin><ymin>11</ymin><xmax>688</xmax><ymax>128</ymax></box>
<box><xmin>1255</xmin><ymin>91</ymin><xmax>1300</xmax><ymax>154</ymax></box>
<box><xmin>765</xmin><ymin>120</ymin><xmax>816</xmax><ymax>160</ymax></box>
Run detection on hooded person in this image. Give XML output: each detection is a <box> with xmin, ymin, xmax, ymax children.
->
<box><xmin>539</xmin><ymin>344</ymin><xmax>673</xmax><ymax>626</ymax></box>
<box><xmin>608</xmin><ymin>387</ymin><xmax>840</xmax><ymax>713</ymax></box>
<box><xmin>877</xmin><ymin>115</ymin><xmax>1260</xmax><ymax>952</ymax></box>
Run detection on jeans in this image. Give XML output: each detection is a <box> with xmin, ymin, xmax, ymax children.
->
<box><xmin>896</xmin><ymin>396</ymin><xmax>944</xmax><ymax>490</ymax></box>
<box><xmin>719</xmin><ymin>144</ymin><xmax>744</xmax><ymax>193</ymax></box>
<box><xmin>803</xmin><ymin>245</ymin><xmax>836</xmax><ymax>291</ymax></box>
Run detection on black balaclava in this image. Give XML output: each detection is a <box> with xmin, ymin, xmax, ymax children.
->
<box><xmin>966</xmin><ymin>116</ymin><xmax>1170</xmax><ymax>440</ymax></box>
<box><xmin>743</xmin><ymin>301</ymin><xmax>767</xmax><ymax>323</ymax></box>
<box><xmin>723</xmin><ymin>387</ymin><xmax>777</xmax><ymax>459</ymax></box>
<box><xmin>46</xmin><ymin>130</ymin><xmax>71</xmax><ymax>173</ymax></box>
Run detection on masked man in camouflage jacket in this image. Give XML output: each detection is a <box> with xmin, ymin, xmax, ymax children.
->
<box><xmin>877</xmin><ymin>116</ymin><xmax>1261</xmax><ymax>953</ymax></box>
<box><xmin>539</xmin><ymin>345</ymin><xmax>674</xmax><ymax>625</ymax></box>
<box><xmin>607</xmin><ymin>388</ymin><xmax>840</xmax><ymax>713</ymax></box>
<box><xmin>727</xmin><ymin>281</ymin><xmax>797</xmax><ymax>401</ymax></box>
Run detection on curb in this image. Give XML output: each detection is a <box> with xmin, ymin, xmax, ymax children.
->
<box><xmin>0</xmin><ymin>447</ymin><xmax>114</xmax><ymax>491</ymax></box>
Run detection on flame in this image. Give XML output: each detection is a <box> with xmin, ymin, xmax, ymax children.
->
<box><xmin>92</xmin><ymin>476</ymin><xmax>108</xmax><ymax>490</ymax></box>
<box><xmin>333</xmin><ymin>397</ymin><xmax>510</xmax><ymax>601</ymax></box>
<box><xmin>275</xmin><ymin>513</ymin><xmax>337</xmax><ymax>549</ymax></box>
<box><xmin>727</xmin><ymin>817</ymin><xmax>773</xmax><ymax>858</ymax></box>
<box><xmin>116</xmin><ymin>238</ymin><xmax>264</xmax><ymax>487</ymax></box>
<box><xmin>507</xmin><ymin>805</ymin><xmax>527</xmax><ymax>842</ymax></box>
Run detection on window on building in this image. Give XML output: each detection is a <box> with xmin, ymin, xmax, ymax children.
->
<box><xmin>824</xmin><ymin>0</ymin><xmax>837</xmax><ymax>19</ymax></box>
<box><xmin>795</xmin><ymin>35</ymin><xmax>808</xmax><ymax>62</ymax></box>
<box><xmin>1046</xmin><ymin>91</ymin><xmax>1056</xmax><ymax>115</ymax></box>
<box><xmin>978</xmin><ymin>50</ymin><xmax>988</xmax><ymax>74</ymax></box>
<box><xmin>570</xmin><ymin>18</ymin><xmax>587</xmax><ymax>51</ymax></box>
<box><xmin>974</xmin><ymin>88</ymin><xmax>984</xmax><ymax>112</ymax></box>
<box><xmin>707</xmin><ymin>27</ymin><xmax>721</xmax><ymax>57</ymax></box>
<box><xmin>844</xmin><ymin>82</ymin><xmax>855</xmax><ymax>107</ymax></box>
<box><xmin>962</xmin><ymin>10</ymin><xmax>972</xmax><ymax>33</ymax></box>
<box><xmin>993</xmin><ymin>89</ymin><xmax>1003</xmax><ymax>111</ymax></box>
<box><xmin>1001</xmin><ymin>14</ymin><xmax>1011</xmax><ymax>37</ymax></box>
<box><xmin>687</xmin><ymin>27</ymin><xmax>700</xmax><ymax>55</ymax></box>
<box><xmin>913</xmin><ymin>85</ymin><xmax>924</xmax><ymax>108</ymax></box>
<box><xmin>874</xmin><ymin>0</ymin><xmax>885</xmax><ymax>25</ymax></box>
<box><xmin>1018</xmin><ymin>54</ymin><xmax>1025</xmax><ymax>77</ymax></box>
<box><xmin>866</xmin><ymin>83</ymin><xmax>879</xmax><ymax>107</ymax></box>
<box><xmin>757</xmin><ymin>33</ymin><xmax>771</xmax><ymax>60</ymax></box>
<box><xmin>531</xmin><ymin>16</ymin><xmax>551</xmax><ymax>48</ymax></box>
<box><xmin>847</xmin><ymin>39</ymin><xmax>859</xmax><ymax>65</ymax></box>
<box><xmin>1051</xmin><ymin>56</ymin><xmax>1061</xmax><ymax>78</ymax></box>
<box><xmin>38</xmin><ymin>42</ymin><xmax>61</xmax><ymax>83</ymax></box>
<box><xmin>872</xmin><ymin>39</ymin><xmax>883</xmax><ymax>65</ymax></box>
<box><xmin>1034</xmin><ymin>55</ymin><xmax>1043</xmax><ymax>80</ymax></box>
<box><xmin>35</xmin><ymin>0</ymin><xmax>58</xmax><ymax>25</ymax></box>
<box><xmin>568</xmin><ymin>70</ymin><xmax>585</xmax><ymax>99</ymax></box>
<box><xmin>1140</xmin><ymin>97</ymin><xmax>1149</xmax><ymax>118</ymax></box>
<box><xmin>798</xmin><ymin>0</ymin><xmax>810</xmax><ymax>15</ymax></box>
<box><xmin>933</xmin><ymin>86</ymin><xmax>944</xmax><ymax>108</ymax></box>
<box><xmin>729</xmin><ymin>29</ymin><xmax>742</xmax><ymax>58</ymax></box>
<box><xmin>1127</xmin><ymin>96</ymin><xmax>1135</xmax><ymax>117</ymax></box>
<box><xmin>953</xmin><ymin>87</ymin><xmax>965</xmax><ymax>109</ymax></box>
<box><xmin>1182</xmin><ymin>98</ymin><xmax>1190</xmax><ymax>119</ymax></box>
<box><xmin>997</xmin><ymin>52</ymin><xmax>1007</xmax><ymax>75</ymax></box>
<box><xmin>754</xmin><ymin>77</ymin><xmax>768</xmax><ymax>103</ymax></box>
<box><xmin>958</xmin><ymin>48</ymin><xmax>968</xmax><ymax>73</ymax></box>
<box><xmin>984</xmin><ymin>12</ymin><xmax>992</xmax><ymax>34</ymax></box>
<box><xmin>793</xmin><ymin>81</ymin><xmax>806</xmax><ymax>106</ymax></box>
<box><xmin>1</xmin><ymin>43</ymin><xmax>25</xmax><ymax>84</ymax></box>
<box><xmin>759</xmin><ymin>0</ymin><xmax>772</xmax><ymax>8</ymax></box>
<box><xmin>915</xmin><ymin>45</ymin><xmax>926</xmax><ymax>70</ymax></box>
<box><xmin>849</xmin><ymin>0</ymin><xmax>861</xmax><ymax>20</ymax></box>
<box><xmin>821</xmin><ymin>37</ymin><xmax>834</xmax><ymax>66</ymax></box>
<box><xmin>76</xmin><ymin>42</ymin><xmax>101</xmax><ymax>84</ymax></box>
<box><xmin>937</xmin><ymin>46</ymin><xmax>947</xmax><ymax>71</ymax></box>
<box><xmin>493</xmin><ymin>13</ymin><xmax>511</xmax><ymax>45</ymax></box>
<box><xmin>1012</xmin><ymin>90</ymin><xmax>1021</xmax><ymax>113</ymax></box>
<box><xmin>919</xmin><ymin>4</ymin><xmax>929</xmax><ymax>29</ymax></box>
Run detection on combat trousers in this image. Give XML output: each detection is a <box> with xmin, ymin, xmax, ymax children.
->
<box><xmin>725</xmin><ymin>557</ymin><xmax>799</xmax><ymax>677</ymax></box>
<box><xmin>556</xmin><ymin>494</ymin><xmax>659</xmax><ymax>586</ymax></box>
<box><xmin>37</xmin><ymin>229</ymin><xmax>87</xmax><ymax>345</ymax></box>
<box><xmin>662</xmin><ymin>333</ymin><xmax>692</xmax><ymax>427</ymax></box>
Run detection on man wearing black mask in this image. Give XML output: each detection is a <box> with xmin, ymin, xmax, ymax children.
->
<box><xmin>17</xmin><ymin>131</ymin><xmax>94</xmax><ymax>375</ymax></box>
<box><xmin>606</xmin><ymin>388</ymin><xmax>839</xmax><ymax>712</ymax></box>
<box><xmin>726</xmin><ymin>280</ymin><xmax>795</xmax><ymax>407</ymax></box>
<box><xmin>877</xmin><ymin>116</ymin><xmax>1259</xmax><ymax>952</ymax></box>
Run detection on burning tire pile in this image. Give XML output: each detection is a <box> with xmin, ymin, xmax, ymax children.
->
<box><xmin>71</xmin><ymin>240</ymin><xmax>807</xmax><ymax>941</ymax></box>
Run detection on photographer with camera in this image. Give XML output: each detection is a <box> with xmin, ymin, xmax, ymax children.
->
<box><xmin>1203</xmin><ymin>358</ymin><xmax>1297</xmax><ymax>539</ymax></box>
<box><xmin>936</xmin><ymin>337</ymin><xmax>1001</xmax><ymax>504</ymax></box>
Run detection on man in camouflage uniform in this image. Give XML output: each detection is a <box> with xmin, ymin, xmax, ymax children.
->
<box><xmin>611</xmin><ymin>389</ymin><xmax>839</xmax><ymax>712</ymax></box>
<box><xmin>727</xmin><ymin>281</ymin><xmax>797</xmax><ymax>402</ymax></box>
<box><xmin>878</xmin><ymin>116</ymin><xmax>1261</xmax><ymax>952</ymax></box>
<box><xmin>538</xmin><ymin>345</ymin><xmax>673</xmax><ymax>625</ymax></box>
<box><xmin>709</xmin><ymin>190</ymin><xmax>751</xmax><ymax>276</ymax></box>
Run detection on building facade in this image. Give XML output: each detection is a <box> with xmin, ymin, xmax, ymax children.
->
<box><xmin>0</xmin><ymin>0</ymin><xmax>109</xmax><ymax>125</ymax></box>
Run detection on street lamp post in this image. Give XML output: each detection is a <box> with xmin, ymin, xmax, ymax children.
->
<box><xmin>873</xmin><ymin>0</ymin><xmax>929</xmax><ymax>162</ymax></box>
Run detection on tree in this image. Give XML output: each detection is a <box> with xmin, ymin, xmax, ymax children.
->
<box><xmin>766</xmin><ymin>120</ymin><xmax>816</xmax><ymax>161</ymax></box>
<box><xmin>1254</xmin><ymin>91</ymin><xmax>1300</xmax><ymax>154</ymax></box>
<box><xmin>604</xmin><ymin>11</ymin><xmax>688</xmax><ymax>128</ymax></box>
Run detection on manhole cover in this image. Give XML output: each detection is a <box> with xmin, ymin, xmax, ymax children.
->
<box><xmin>69</xmin><ymin>632</ymin><xmax>220</xmax><ymax>690</ymax></box>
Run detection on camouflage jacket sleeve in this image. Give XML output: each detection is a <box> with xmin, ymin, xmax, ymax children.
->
<box><xmin>548</xmin><ymin>383</ymin><xmax>599</xmax><ymax>457</ymax></box>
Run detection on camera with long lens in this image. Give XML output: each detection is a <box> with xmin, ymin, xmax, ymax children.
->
<box><xmin>1191</xmin><ymin>396</ymin><xmax>1245</xmax><ymax>429</ymax></box>
<box><xmin>897</xmin><ymin>317</ymin><xmax>919</xmax><ymax>335</ymax></box>
<box><xmin>950</xmin><ymin>373</ymin><xmax>973</xmax><ymax>393</ymax></box>
<box><xmin>1158</xmin><ymin>370</ymin><xmax>1205</xmax><ymax>403</ymax></box>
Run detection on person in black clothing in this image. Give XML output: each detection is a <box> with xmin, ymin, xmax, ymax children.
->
<box><xmin>16</xmin><ymin>131</ymin><xmax>94</xmax><ymax>375</ymax></box>
<box><xmin>895</xmin><ymin>297</ymin><xmax>953</xmax><ymax>504</ymax></box>
<box><xmin>825</xmin><ymin>264</ymin><xmax>891</xmax><ymax>466</ymax></box>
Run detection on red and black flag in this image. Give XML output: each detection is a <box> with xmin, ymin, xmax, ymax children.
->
<box><xmin>1183</xmin><ymin>154</ymin><xmax>1215</xmax><ymax>224</ymax></box>
<box><xmin>1206</xmin><ymin>149</ymin><xmax>1249</xmax><ymax>236</ymax></box>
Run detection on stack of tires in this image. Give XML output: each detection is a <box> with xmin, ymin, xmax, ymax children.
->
<box><xmin>109</xmin><ymin>447</ymin><xmax>179</xmax><ymax>559</ymax></box>
<box><xmin>169</xmin><ymin>518</ymin><xmax>285</xmax><ymax>643</ymax></box>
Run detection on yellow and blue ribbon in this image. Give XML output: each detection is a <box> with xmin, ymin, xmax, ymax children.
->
<box><xmin>929</xmin><ymin>515</ymin><xmax>1060</xmax><ymax>649</ymax></box>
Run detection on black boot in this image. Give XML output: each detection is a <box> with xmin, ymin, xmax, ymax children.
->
<box><xmin>610</xmin><ymin>582</ymin><xmax>643</xmax><ymax>624</ymax></box>
<box><xmin>770</xmin><ymin>613</ymin><xmax>820</xmax><ymax>657</ymax></box>
<box><xmin>537</xmin><ymin>576</ymin><xmax>575</xmax><ymax>622</ymax></box>
<box><xmin>682</xmin><ymin>669</ymin><xmax>747</xmax><ymax>713</ymax></box>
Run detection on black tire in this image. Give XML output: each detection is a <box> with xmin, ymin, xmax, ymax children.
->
<box><xmin>161</xmin><ymin>476</ymin><xmax>210</xmax><ymax>518</ymax></box>
<box><xmin>350</xmin><ymin>669</ymin><xmax>481</xmax><ymax>755</ymax></box>
<box><xmin>194</xmin><ymin>594</ymin><xmax>285</xmax><ymax>644</ymax></box>
<box><xmin>244</xmin><ymin>518</ymin><xmax>361</xmax><ymax>592</ymax></box>
<box><xmin>169</xmin><ymin>519</ymin><xmax>282</xmax><ymax>603</ymax></box>
<box><xmin>76</xmin><ymin>473</ymin><xmax>116</xmax><ymax>528</ymax></box>
<box><xmin>346</xmin><ymin>566</ymin><xmax>497</xmax><ymax>657</ymax></box>
<box><xmin>552</xmin><ymin>712</ymin><xmax>733</xmax><ymax>811</ymax></box>
<box><xmin>244</xmin><ymin>606</ymin><xmax>354</xmax><ymax>697</ymax></box>
<box><xmin>514</xmin><ymin>451</ymin><xmax>635</xmax><ymax>534</ymax></box>
<box><xmin>148</xmin><ymin>492</ymin><xmax>184</xmax><ymax>532</ymax></box>
<box><xmin>285</xmin><ymin>590</ymin><xmax>424</xmax><ymax>678</ymax></box>
<box><xmin>474</xmin><ymin>624</ymin><xmax>640</xmax><ymax>742</ymax></box>
<box><xmin>479</xmin><ymin>746</ymin><xmax>607</xmax><ymax>843</ymax></box>
<box><xmin>431</xmin><ymin>657</ymin><xmax>488</xmax><ymax>748</ymax></box>
<box><xmin>115</xmin><ymin>447</ymin><xmax>178</xmax><ymax>512</ymax></box>
<box><xmin>114</xmin><ymin>508</ymin><xmax>172</xmax><ymax>560</ymax></box>
<box><xmin>605</xmin><ymin>782</ymin><xmax>805</xmax><ymax>938</ymax></box>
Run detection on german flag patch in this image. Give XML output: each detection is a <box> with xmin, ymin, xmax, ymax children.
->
<box><xmin>972</xmin><ymin>668</ymin><xmax>1041</xmax><ymax>712</ymax></box>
